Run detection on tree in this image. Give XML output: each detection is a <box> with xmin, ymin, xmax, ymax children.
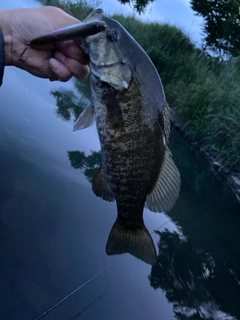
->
<box><xmin>118</xmin><ymin>0</ymin><xmax>155</xmax><ymax>15</ymax></box>
<box><xmin>190</xmin><ymin>0</ymin><xmax>240</xmax><ymax>57</ymax></box>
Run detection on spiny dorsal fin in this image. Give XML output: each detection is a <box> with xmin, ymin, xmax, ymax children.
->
<box><xmin>145</xmin><ymin>148</ymin><xmax>180</xmax><ymax>213</ymax></box>
<box><xmin>73</xmin><ymin>105</ymin><xmax>95</xmax><ymax>132</ymax></box>
<box><xmin>106</xmin><ymin>220</ymin><xmax>157</xmax><ymax>265</ymax></box>
<box><xmin>92</xmin><ymin>166</ymin><xmax>115</xmax><ymax>202</ymax></box>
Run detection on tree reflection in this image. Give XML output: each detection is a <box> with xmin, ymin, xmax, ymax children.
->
<box><xmin>68</xmin><ymin>150</ymin><xmax>101</xmax><ymax>183</ymax></box>
<box><xmin>51</xmin><ymin>89</ymin><xmax>83</xmax><ymax>121</ymax></box>
<box><xmin>50</xmin><ymin>78</ymin><xmax>101</xmax><ymax>183</ymax></box>
<box><xmin>51</xmin><ymin>78</ymin><xmax>91</xmax><ymax>122</ymax></box>
<box><xmin>149</xmin><ymin>230</ymin><xmax>239</xmax><ymax>319</ymax></box>
<box><xmin>50</xmin><ymin>72</ymin><xmax>240</xmax><ymax>320</ymax></box>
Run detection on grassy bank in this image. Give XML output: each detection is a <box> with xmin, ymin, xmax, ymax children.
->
<box><xmin>39</xmin><ymin>0</ymin><xmax>240</xmax><ymax>178</ymax></box>
<box><xmin>113</xmin><ymin>15</ymin><xmax>240</xmax><ymax>177</ymax></box>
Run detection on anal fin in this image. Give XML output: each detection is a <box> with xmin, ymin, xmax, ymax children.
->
<box><xmin>106</xmin><ymin>220</ymin><xmax>157</xmax><ymax>265</ymax></box>
<box><xmin>146</xmin><ymin>148</ymin><xmax>180</xmax><ymax>213</ymax></box>
<box><xmin>92</xmin><ymin>166</ymin><xmax>115</xmax><ymax>202</ymax></box>
<box><xmin>73</xmin><ymin>105</ymin><xmax>95</xmax><ymax>131</ymax></box>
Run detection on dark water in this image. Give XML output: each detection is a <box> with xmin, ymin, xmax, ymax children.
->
<box><xmin>1</xmin><ymin>3</ymin><xmax>240</xmax><ymax>320</ymax></box>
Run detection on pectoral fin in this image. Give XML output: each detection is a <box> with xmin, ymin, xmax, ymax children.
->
<box><xmin>92</xmin><ymin>166</ymin><xmax>115</xmax><ymax>202</ymax></box>
<box><xmin>73</xmin><ymin>105</ymin><xmax>95</xmax><ymax>132</ymax></box>
<box><xmin>146</xmin><ymin>149</ymin><xmax>180</xmax><ymax>213</ymax></box>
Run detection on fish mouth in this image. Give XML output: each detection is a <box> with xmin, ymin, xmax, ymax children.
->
<box><xmin>90</xmin><ymin>60</ymin><xmax>125</xmax><ymax>68</ymax></box>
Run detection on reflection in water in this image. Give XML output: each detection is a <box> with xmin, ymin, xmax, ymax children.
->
<box><xmin>51</xmin><ymin>88</ymin><xmax>83</xmax><ymax>121</ymax></box>
<box><xmin>51</xmin><ymin>78</ymin><xmax>91</xmax><ymax>122</ymax></box>
<box><xmin>146</xmin><ymin>131</ymin><xmax>240</xmax><ymax>320</ymax></box>
<box><xmin>150</xmin><ymin>230</ymin><xmax>238</xmax><ymax>320</ymax></box>
<box><xmin>51</xmin><ymin>78</ymin><xmax>102</xmax><ymax>183</ymax></box>
<box><xmin>66</xmin><ymin>134</ymin><xmax>240</xmax><ymax>319</ymax></box>
<box><xmin>68</xmin><ymin>150</ymin><xmax>101</xmax><ymax>183</ymax></box>
<box><xmin>51</xmin><ymin>78</ymin><xmax>240</xmax><ymax>320</ymax></box>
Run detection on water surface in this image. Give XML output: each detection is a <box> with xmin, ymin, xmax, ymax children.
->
<box><xmin>0</xmin><ymin>2</ymin><xmax>239</xmax><ymax>320</ymax></box>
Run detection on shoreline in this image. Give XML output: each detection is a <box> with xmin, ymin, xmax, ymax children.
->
<box><xmin>173</xmin><ymin>122</ymin><xmax>240</xmax><ymax>203</ymax></box>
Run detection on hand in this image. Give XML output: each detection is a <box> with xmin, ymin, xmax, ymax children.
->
<box><xmin>0</xmin><ymin>6</ymin><xmax>90</xmax><ymax>81</ymax></box>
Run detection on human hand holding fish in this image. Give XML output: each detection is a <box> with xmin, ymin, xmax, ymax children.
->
<box><xmin>0</xmin><ymin>6</ymin><xmax>89</xmax><ymax>82</ymax></box>
<box><xmin>3</xmin><ymin>7</ymin><xmax>181</xmax><ymax>265</ymax></box>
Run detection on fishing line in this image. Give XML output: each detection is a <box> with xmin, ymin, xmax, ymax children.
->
<box><xmin>154</xmin><ymin>219</ymin><xmax>172</xmax><ymax>233</ymax></box>
<box><xmin>33</xmin><ymin>215</ymin><xmax>168</xmax><ymax>320</ymax></box>
<box><xmin>33</xmin><ymin>261</ymin><xmax>116</xmax><ymax>320</ymax></box>
<box><xmin>68</xmin><ymin>292</ymin><xmax>106</xmax><ymax>320</ymax></box>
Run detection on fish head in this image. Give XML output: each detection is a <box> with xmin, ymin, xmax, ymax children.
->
<box><xmin>80</xmin><ymin>8</ymin><xmax>133</xmax><ymax>90</ymax></box>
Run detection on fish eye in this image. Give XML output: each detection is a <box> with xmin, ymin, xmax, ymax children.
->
<box><xmin>107</xmin><ymin>29</ymin><xmax>119</xmax><ymax>42</ymax></box>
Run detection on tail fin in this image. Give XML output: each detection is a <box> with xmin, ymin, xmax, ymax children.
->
<box><xmin>106</xmin><ymin>221</ymin><xmax>157</xmax><ymax>265</ymax></box>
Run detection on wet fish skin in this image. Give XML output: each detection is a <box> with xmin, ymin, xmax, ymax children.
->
<box><xmin>90</xmin><ymin>74</ymin><xmax>167</xmax><ymax>265</ymax></box>
<box><xmin>28</xmin><ymin>8</ymin><xmax>180</xmax><ymax>265</ymax></box>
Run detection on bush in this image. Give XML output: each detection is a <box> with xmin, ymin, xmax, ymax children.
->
<box><xmin>38</xmin><ymin>0</ymin><xmax>240</xmax><ymax>177</ymax></box>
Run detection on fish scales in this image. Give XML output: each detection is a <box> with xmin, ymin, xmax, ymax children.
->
<box><xmin>92</xmin><ymin>76</ymin><xmax>163</xmax><ymax>200</ymax></box>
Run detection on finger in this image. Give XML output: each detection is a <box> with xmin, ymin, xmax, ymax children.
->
<box><xmin>49</xmin><ymin>72</ymin><xmax>59</xmax><ymax>82</ymax></box>
<box><xmin>56</xmin><ymin>40</ymin><xmax>89</xmax><ymax>64</ymax></box>
<box><xmin>49</xmin><ymin>58</ymin><xmax>72</xmax><ymax>82</ymax></box>
<box><xmin>53</xmin><ymin>51</ymin><xmax>90</xmax><ymax>79</ymax></box>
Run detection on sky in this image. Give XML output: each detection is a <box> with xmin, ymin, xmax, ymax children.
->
<box><xmin>98</xmin><ymin>0</ymin><xmax>204</xmax><ymax>45</ymax></box>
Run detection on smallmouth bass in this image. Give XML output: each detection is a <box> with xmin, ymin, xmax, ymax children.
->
<box><xmin>29</xmin><ymin>8</ymin><xmax>181</xmax><ymax>265</ymax></box>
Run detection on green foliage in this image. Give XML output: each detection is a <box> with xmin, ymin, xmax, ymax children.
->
<box><xmin>38</xmin><ymin>0</ymin><xmax>96</xmax><ymax>20</ymax></box>
<box><xmin>111</xmin><ymin>14</ymin><xmax>240</xmax><ymax>177</ymax></box>
<box><xmin>190</xmin><ymin>0</ymin><xmax>240</xmax><ymax>57</ymax></box>
<box><xmin>117</xmin><ymin>0</ymin><xmax>155</xmax><ymax>14</ymax></box>
<box><xmin>44</xmin><ymin>1</ymin><xmax>240</xmax><ymax>178</ymax></box>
